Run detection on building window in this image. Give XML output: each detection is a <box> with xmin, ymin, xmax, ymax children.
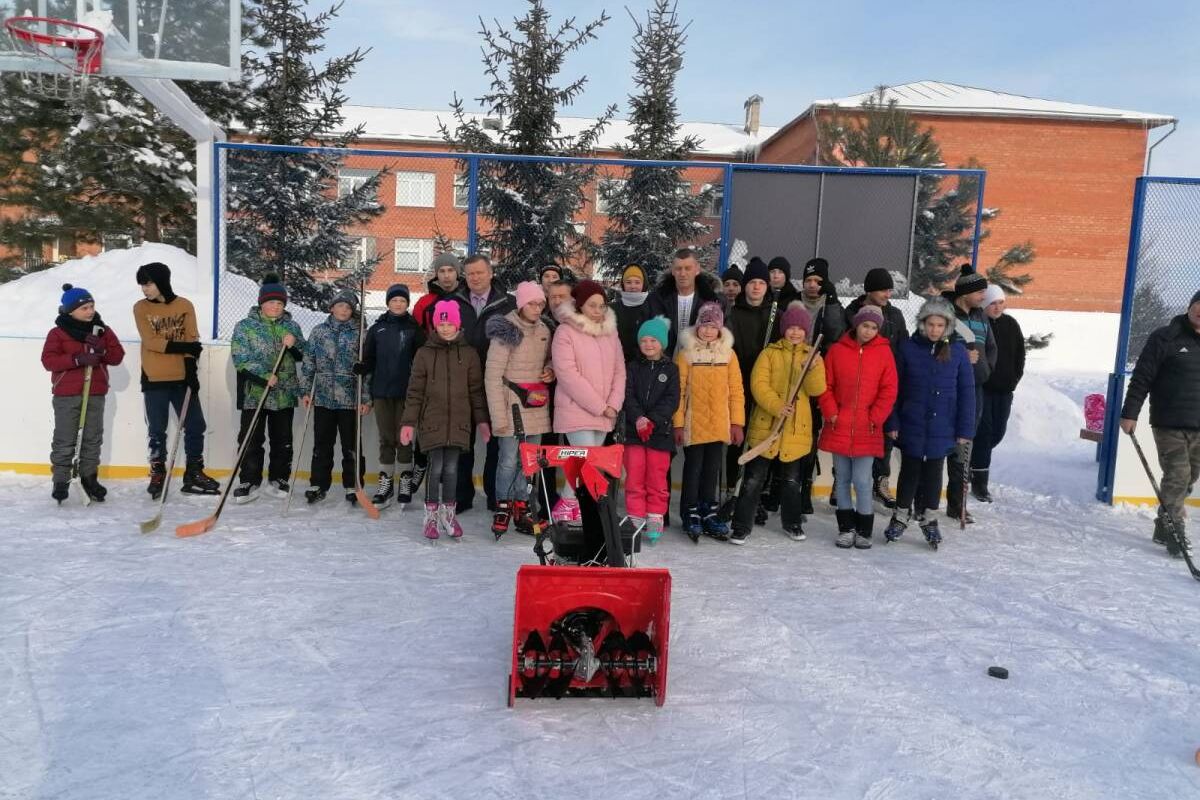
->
<box><xmin>338</xmin><ymin>168</ymin><xmax>376</xmax><ymax>199</ymax></box>
<box><xmin>595</xmin><ymin>178</ymin><xmax>627</xmax><ymax>215</ymax></box>
<box><xmin>394</xmin><ymin>238</ymin><xmax>434</xmax><ymax>273</ymax></box>
<box><xmin>102</xmin><ymin>233</ymin><xmax>135</xmax><ymax>252</ymax></box>
<box><xmin>454</xmin><ymin>174</ymin><xmax>470</xmax><ymax>208</ymax></box>
<box><xmin>704</xmin><ymin>184</ymin><xmax>724</xmax><ymax>218</ymax></box>
<box><xmin>340</xmin><ymin>236</ymin><xmax>377</xmax><ymax>271</ymax></box>
<box><xmin>395</xmin><ymin>171</ymin><xmax>436</xmax><ymax>208</ymax></box>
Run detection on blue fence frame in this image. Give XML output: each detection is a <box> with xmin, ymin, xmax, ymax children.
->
<box><xmin>211</xmin><ymin>141</ymin><xmax>987</xmax><ymax>338</ymax></box>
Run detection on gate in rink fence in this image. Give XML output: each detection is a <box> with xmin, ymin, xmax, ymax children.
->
<box><xmin>1097</xmin><ymin>176</ymin><xmax>1200</xmax><ymax>503</ymax></box>
<box><xmin>210</xmin><ymin>141</ymin><xmax>986</xmax><ymax>340</ymax></box>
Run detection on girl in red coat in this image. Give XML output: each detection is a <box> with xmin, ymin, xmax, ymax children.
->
<box><xmin>817</xmin><ymin>305</ymin><xmax>898</xmax><ymax>548</ymax></box>
<box><xmin>40</xmin><ymin>284</ymin><xmax>126</xmax><ymax>504</ymax></box>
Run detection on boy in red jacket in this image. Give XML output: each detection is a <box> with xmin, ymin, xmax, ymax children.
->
<box><xmin>41</xmin><ymin>284</ymin><xmax>125</xmax><ymax>503</ymax></box>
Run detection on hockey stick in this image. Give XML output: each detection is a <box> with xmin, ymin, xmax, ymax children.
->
<box><xmin>959</xmin><ymin>440</ymin><xmax>973</xmax><ymax>531</ymax></box>
<box><xmin>1128</xmin><ymin>431</ymin><xmax>1200</xmax><ymax>582</ymax></box>
<box><xmin>139</xmin><ymin>387</ymin><xmax>192</xmax><ymax>533</ymax></box>
<box><xmin>737</xmin><ymin>333</ymin><xmax>823</xmax><ymax>466</ymax></box>
<box><xmin>176</xmin><ymin>344</ymin><xmax>288</xmax><ymax>538</ymax></box>
<box><xmin>69</xmin><ymin>324</ymin><xmax>101</xmax><ymax>506</ymax></box>
<box><xmin>352</xmin><ymin>280</ymin><xmax>380</xmax><ymax>520</ymax></box>
<box><xmin>283</xmin><ymin>371</ymin><xmax>319</xmax><ymax>517</ymax></box>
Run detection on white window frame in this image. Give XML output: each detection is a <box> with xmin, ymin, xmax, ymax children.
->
<box><xmin>595</xmin><ymin>178</ymin><xmax>627</xmax><ymax>215</ymax></box>
<box><xmin>394</xmin><ymin>238</ymin><xmax>434</xmax><ymax>273</ymax></box>
<box><xmin>340</xmin><ymin>236</ymin><xmax>377</xmax><ymax>271</ymax></box>
<box><xmin>704</xmin><ymin>183</ymin><xmax>724</xmax><ymax>219</ymax></box>
<box><xmin>338</xmin><ymin>168</ymin><xmax>376</xmax><ymax>199</ymax></box>
<box><xmin>453</xmin><ymin>174</ymin><xmax>470</xmax><ymax>208</ymax></box>
<box><xmin>395</xmin><ymin>171</ymin><xmax>436</xmax><ymax>208</ymax></box>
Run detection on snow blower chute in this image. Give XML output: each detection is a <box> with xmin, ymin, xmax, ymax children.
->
<box><xmin>507</xmin><ymin>413</ymin><xmax>671</xmax><ymax>707</ymax></box>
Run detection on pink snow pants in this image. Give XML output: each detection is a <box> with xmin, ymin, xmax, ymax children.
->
<box><xmin>624</xmin><ymin>444</ymin><xmax>671</xmax><ymax>518</ymax></box>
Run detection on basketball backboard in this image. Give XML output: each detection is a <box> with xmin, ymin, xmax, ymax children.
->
<box><xmin>0</xmin><ymin>0</ymin><xmax>239</xmax><ymax>82</ymax></box>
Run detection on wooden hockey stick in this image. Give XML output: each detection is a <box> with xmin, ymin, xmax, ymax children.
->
<box><xmin>283</xmin><ymin>371</ymin><xmax>319</xmax><ymax>517</ymax></box>
<box><xmin>737</xmin><ymin>333</ymin><xmax>823</xmax><ymax>466</ymax></box>
<box><xmin>139</xmin><ymin>387</ymin><xmax>192</xmax><ymax>533</ymax></box>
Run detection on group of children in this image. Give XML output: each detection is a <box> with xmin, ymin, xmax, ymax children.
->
<box><xmin>42</xmin><ymin>253</ymin><xmax>1001</xmax><ymax>551</ymax></box>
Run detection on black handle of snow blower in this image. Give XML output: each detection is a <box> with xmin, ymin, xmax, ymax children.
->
<box><xmin>514</xmin><ymin>402</ymin><xmax>550</xmax><ymax>566</ymax></box>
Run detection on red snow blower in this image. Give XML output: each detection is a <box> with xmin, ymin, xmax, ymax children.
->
<box><xmin>507</xmin><ymin>406</ymin><xmax>671</xmax><ymax>706</ymax></box>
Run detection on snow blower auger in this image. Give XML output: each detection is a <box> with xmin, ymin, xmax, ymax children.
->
<box><xmin>508</xmin><ymin>433</ymin><xmax>671</xmax><ymax>706</ymax></box>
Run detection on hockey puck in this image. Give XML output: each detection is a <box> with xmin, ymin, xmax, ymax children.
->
<box><xmin>987</xmin><ymin>666</ymin><xmax>1009</xmax><ymax>680</ymax></box>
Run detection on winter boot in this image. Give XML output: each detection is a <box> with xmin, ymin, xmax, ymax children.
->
<box><xmin>729</xmin><ymin>525</ymin><xmax>750</xmax><ymax>545</ymax></box>
<box><xmin>835</xmin><ymin>509</ymin><xmax>856</xmax><ymax>548</ymax></box>
<box><xmin>305</xmin><ymin>487</ymin><xmax>327</xmax><ymax>504</ymax></box>
<box><xmin>396</xmin><ymin>469</ymin><xmax>415</xmax><ymax>504</ymax></box>
<box><xmin>422</xmin><ymin>501</ymin><xmax>440</xmax><ymax>539</ymax></box>
<box><xmin>872</xmin><ymin>476</ymin><xmax>896</xmax><ymax>509</ymax></box>
<box><xmin>884</xmin><ymin>512</ymin><xmax>908</xmax><ymax>543</ymax></box>
<box><xmin>645</xmin><ymin>513</ymin><xmax>664</xmax><ymax>543</ymax></box>
<box><xmin>410</xmin><ymin>462</ymin><xmax>427</xmax><ymax>495</ymax></box>
<box><xmin>232</xmin><ymin>482</ymin><xmax>258</xmax><ymax>504</ymax></box>
<box><xmin>683</xmin><ymin>506</ymin><xmax>703</xmax><ymax>543</ymax></box>
<box><xmin>80</xmin><ymin>474</ymin><xmax>107</xmax><ymax>502</ymax></box>
<box><xmin>783</xmin><ymin>522</ymin><xmax>806</xmax><ymax>542</ymax></box>
<box><xmin>52</xmin><ymin>481</ymin><xmax>69</xmax><ymax>504</ymax></box>
<box><xmin>440</xmin><ymin>502</ymin><xmax>464</xmax><ymax>539</ymax></box>
<box><xmin>701</xmin><ymin>502</ymin><xmax>730</xmax><ymax>540</ymax></box>
<box><xmin>181</xmin><ymin>459</ymin><xmax>220</xmax><ymax>495</ymax></box>
<box><xmin>920</xmin><ymin>514</ymin><xmax>942</xmax><ymax>550</ymax></box>
<box><xmin>800</xmin><ymin>480</ymin><xmax>815</xmax><ymax>516</ymax></box>
<box><xmin>854</xmin><ymin>512</ymin><xmax>875</xmax><ymax>549</ymax></box>
<box><xmin>372</xmin><ymin>470</ymin><xmax>394</xmax><ymax>506</ymax></box>
<box><xmin>147</xmin><ymin>461</ymin><xmax>167</xmax><ymax>499</ymax></box>
<box><xmin>970</xmin><ymin>470</ymin><xmax>993</xmax><ymax>503</ymax></box>
<box><xmin>754</xmin><ymin>502</ymin><xmax>770</xmax><ymax>526</ymax></box>
<box><xmin>492</xmin><ymin>500</ymin><xmax>512</xmax><ymax>537</ymax></box>
<box><xmin>345</xmin><ymin>490</ymin><xmax>357</xmax><ymax>505</ymax></box>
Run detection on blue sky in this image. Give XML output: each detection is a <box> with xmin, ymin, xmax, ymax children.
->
<box><xmin>319</xmin><ymin>0</ymin><xmax>1197</xmax><ymax>175</ymax></box>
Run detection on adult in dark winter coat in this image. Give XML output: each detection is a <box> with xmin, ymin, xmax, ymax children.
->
<box><xmin>970</xmin><ymin>285</ymin><xmax>1026</xmax><ymax>503</ymax></box>
<box><xmin>1120</xmin><ymin>290</ymin><xmax>1200</xmax><ymax>550</ymax></box>
<box><xmin>725</xmin><ymin>257</ymin><xmax>778</xmax><ymax>495</ymax></box>
<box><xmin>940</xmin><ymin>264</ymin><xmax>996</xmax><ymax>522</ymax></box>
<box><xmin>722</xmin><ymin>264</ymin><xmax>744</xmax><ymax>304</ymax></box>
<box><xmin>768</xmin><ymin>256</ymin><xmax>800</xmax><ymax>307</ymax></box>
<box><xmin>613</xmin><ymin>263</ymin><xmax>654</xmax><ymax>363</ymax></box>
<box><xmin>845</xmin><ymin>267</ymin><xmax>910</xmax><ymax>508</ymax></box>
<box><xmin>883</xmin><ymin>297</ymin><xmax>975</xmax><ymax>548</ymax></box>
<box><xmin>647</xmin><ymin>247</ymin><xmax>723</xmax><ymax>357</ymax></box>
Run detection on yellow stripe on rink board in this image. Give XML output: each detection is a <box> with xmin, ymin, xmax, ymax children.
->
<box><xmin>1113</xmin><ymin>496</ymin><xmax>1200</xmax><ymax>508</ymax></box>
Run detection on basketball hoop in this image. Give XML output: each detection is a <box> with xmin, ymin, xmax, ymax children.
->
<box><xmin>4</xmin><ymin>16</ymin><xmax>105</xmax><ymax>101</ymax></box>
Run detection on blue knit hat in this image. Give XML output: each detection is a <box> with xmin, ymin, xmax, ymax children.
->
<box><xmin>259</xmin><ymin>272</ymin><xmax>287</xmax><ymax>306</ymax></box>
<box><xmin>638</xmin><ymin>316</ymin><xmax>670</xmax><ymax>350</ymax></box>
<box><xmin>59</xmin><ymin>283</ymin><xmax>93</xmax><ymax>314</ymax></box>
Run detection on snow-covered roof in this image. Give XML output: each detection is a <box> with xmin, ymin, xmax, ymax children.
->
<box><xmin>807</xmin><ymin>81</ymin><xmax>1176</xmax><ymax>126</ymax></box>
<box><xmin>335</xmin><ymin>104</ymin><xmax>779</xmax><ymax>157</ymax></box>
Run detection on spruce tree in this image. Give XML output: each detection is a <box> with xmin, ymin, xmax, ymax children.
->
<box><xmin>597</xmin><ymin>0</ymin><xmax>711</xmax><ymax>284</ymax></box>
<box><xmin>441</xmin><ymin>0</ymin><xmax>616</xmax><ymax>286</ymax></box>
<box><xmin>819</xmin><ymin>87</ymin><xmax>1035</xmax><ymax>296</ymax></box>
<box><xmin>226</xmin><ymin>0</ymin><xmax>383</xmax><ymax>310</ymax></box>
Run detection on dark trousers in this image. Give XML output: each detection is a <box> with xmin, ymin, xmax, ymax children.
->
<box><xmin>144</xmin><ymin>385</ymin><xmax>207</xmax><ymax>462</ymax></box>
<box><xmin>237</xmin><ymin>406</ymin><xmax>294</xmax><ymax>485</ymax></box>
<box><xmin>456</xmin><ymin>433</ymin><xmax>499</xmax><ymax>509</ymax></box>
<box><xmin>310</xmin><ymin>407</ymin><xmax>364</xmax><ymax>491</ymax></box>
<box><xmin>680</xmin><ymin>442</ymin><xmax>724</xmax><ymax>512</ymax></box>
<box><xmin>799</xmin><ymin>397</ymin><xmax>825</xmax><ymax>486</ymax></box>
<box><xmin>970</xmin><ymin>389</ymin><xmax>1014</xmax><ymax>472</ymax></box>
<box><xmin>896</xmin><ymin>454</ymin><xmax>945</xmax><ymax>515</ymax></box>
<box><xmin>873</xmin><ymin>435</ymin><xmax>895</xmax><ymax>480</ymax></box>
<box><xmin>428</xmin><ymin>446</ymin><xmax>461</xmax><ymax>505</ymax></box>
<box><xmin>946</xmin><ymin>385</ymin><xmax>984</xmax><ymax>509</ymax></box>
<box><xmin>734</xmin><ymin>456</ymin><xmax>803</xmax><ymax>532</ymax></box>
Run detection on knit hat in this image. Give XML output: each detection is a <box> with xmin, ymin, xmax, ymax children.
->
<box><xmin>514</xmin><ymin>280</ymin><xmax>544</xmax><ymax>311</ymax></box>
<box><xmin>432</xmin><ymin>299</ymin><xmax>461</xmax><ymax>328</ymax></box>
<box><xmin>385</xmin><ymin>283</ymin><xmax>410</xmax><ymax>303</ymax></box>
<box><xmin>723</xmin><ymin>264</ymin><xmax>744</xmax><ymax>284</ymax></box>
<box><xmin>696</xmin><ymin>301</ymin><xmax>724</xmax><ymax>330</ymax></box>
<box><xmin>638</xmin><ymin>315</ymin><xmax>670</xmax><ymax>350</ymax></box>
<box><xmin>768</xmin><ymin>256</ymin><xmax>792</xmax><ymax>280</ymax></box>
<box><xmin>851</xmin><ymin>305</ymin><xmax>885</xmax><ymax>330</ymax></box>
<box><xmin>431</xmin><ymin>252</ymin><xmax>462</xmax><ymax>274</ymax></box>
<box><xmin>863</xmin><ymin>268</ymin><xmax>893</xmax><ymax>293</ymax></box>
<box><xmin>258</xmin><ymin>272</ymin><xmax>287</xmax><ymax>306</ymax></box>
<box><xmin>1189</xmin><ymin>289</ymin><xmax>1200</xmax><ymax>308</ymax></box>
<box><xmin>571</xmin><ymin>279</ymin><xmax>607</xmax><ymax>312</ymax></box>
<box><xmin>135</xmin><ymin>261</ymin><xmax>175</xmax><ymax>300</ymax></box>
<box><xmin>328</xmin><ymin>288</ymin><xmax>358</xmax><ymax>312</ymax></box>
<box><xmin>780</xmin><ymin>302</ymin><xmax>811</xmax><ymax>336</ymax></box>
<box><xmin>621</xmin><ymin>264</ymin><xmax>647</xmax><ymax>287</ymax></box>
<box><xmin>539</xmin><ymin>264</ymin><xmax>563</xmax><ymax>284</ymax></box>
<box><xmin>59</xmin><ymin>283</ymin><xmax>93</xmax><ymax>314</ymax></box>
<box><xmin>803</xmin><ymin>257</ymin><xmax>830</xmax><ymax>284</ymax></box>
<box><xmin>954</xmin><ymin>264</ymin><xmax>988</xmax><ymax>297</ymax></box>
<box><xmin>918</xmin><ymin>297</ymin><xmax>957</xmax><ymax>326</ymax></box>
<box><xmin>742</xmin><ymin>256</ymin><xmax>770</xmax><ymax>287</ymax></box>
<box><xmin>983</xmin><ymin>284</ymin><xmax>1006</xmax><ymax>308</ymax></box>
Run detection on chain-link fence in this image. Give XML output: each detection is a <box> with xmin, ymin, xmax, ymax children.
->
<box><xmin>212</xmin><ymin>142</ymin><xmax>985</xmax><ymax>339</ymax></box>
<box><xmin>1097</xmin><ymin>176</ymin><xmax>1200</xmax><ymax>502</ymax></box>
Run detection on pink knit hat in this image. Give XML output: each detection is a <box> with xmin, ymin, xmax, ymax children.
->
<box><xmin>780</xmin><ymin>303</ymin><xmax>811</xmax><ymax>336</ymax></box>
<box><xmin>433</xmin><ymin>299</ymin><xmax>461</xmax><ymax>328</ymax></box>
<box><xmin>514</xmin><ymin>280</ymin><xmax>544</xmax><ymax>311</ymax></box>
<box><xmin>696</xmin><ymin>301</ymin><xmax>724</xmax><ymax>330</ymax></box>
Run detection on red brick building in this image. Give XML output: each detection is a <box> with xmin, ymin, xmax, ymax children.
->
<box><xmin>756</xmin><ymin>81</ymin><xmax>1175</xmax><ymax>311</ymax></box>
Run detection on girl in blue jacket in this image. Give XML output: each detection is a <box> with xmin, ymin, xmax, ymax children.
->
<box><xmin>883</xmin><ymin>298</ymin><xmax>975</xmax><ymax>548</ymax></box>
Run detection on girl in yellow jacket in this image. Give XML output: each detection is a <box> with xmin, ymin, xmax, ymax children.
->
<box><xmin>673</xmin><ymin>301</ymin><xmax>745</xmax><ymax>542</ymax></box>
<box><xmin>729</xmin><ymin>304</ymin><xmax>827</xmax><ymax>545</ymax></box>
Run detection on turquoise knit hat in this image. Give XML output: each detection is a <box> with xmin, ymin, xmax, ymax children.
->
<box><xmin>638</xmin><ymin>315</ymin><xmax>670</xmax><ymax>350</ymax></box>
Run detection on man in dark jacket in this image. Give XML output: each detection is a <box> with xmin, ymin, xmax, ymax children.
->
<box><xmin>1120</xmin><ymin>290</ymin><xmax>1200</xmax><ymax>550</ymax></box>
<box><xmin>413</xmin><ymin>252</ymin><xmax>477</xmax><ymax>335</ymax></box>
<box><xmin>768</xmin><ymin>256</ymin><xmax>799</xmax><ymax>307</ymax></box>
<box><xmin>722</xmin><ymin>264</ymin><xmax>744</xmax><ymax>305</ymax></box>
<box><xmin>970</xmin><ymin>285</ymin><xmax>1025</xmax><ymax>503</ymax></box>
<box><xmin>725</xmin><ymin>257</ymin><xmax>777</xmax><ymax>498</ymax></box>
<box><xmin>941</xmin><ymin>264</ymin><xmax>997</xmax><ymax>521</ymax></box>
<box><xmin>359</xmin><ymin>283</ymin><xmax>422</xmax><ymax>505</ymax></box>
<box><xmin>613</xmin><ymin>263</ymin><xmax>653</xmax><ymax>362</ymax></box>
<box><xmin>647</xmin><ymin>247</ymin><xmax>723</xmax><ymax>356</ymax></box>
<box><xmin>845</xmin><ymin>267</ymin><xmax>909</xmax><ymax>508</ymax></box>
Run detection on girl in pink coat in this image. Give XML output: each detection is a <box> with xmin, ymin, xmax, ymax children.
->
<box><xmin>550</xmin><ymin>279</ymin><xmax>626</xmax><ymax>524</ymax></box>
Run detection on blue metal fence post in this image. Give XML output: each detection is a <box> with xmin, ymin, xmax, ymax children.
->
<box><xmin>717</xmin><ymin>163</ymin><xmax>734</xmax><ymax>274</ymax></box>
<box><xmin>466</xmin><ymin>156</ymin><xmax>480</xmax><ymax>253</ymax></box>
<box><xmin>970</xmin><ymin>171</ymin><xmax>987</xmax><ymax>269</ymax></box>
